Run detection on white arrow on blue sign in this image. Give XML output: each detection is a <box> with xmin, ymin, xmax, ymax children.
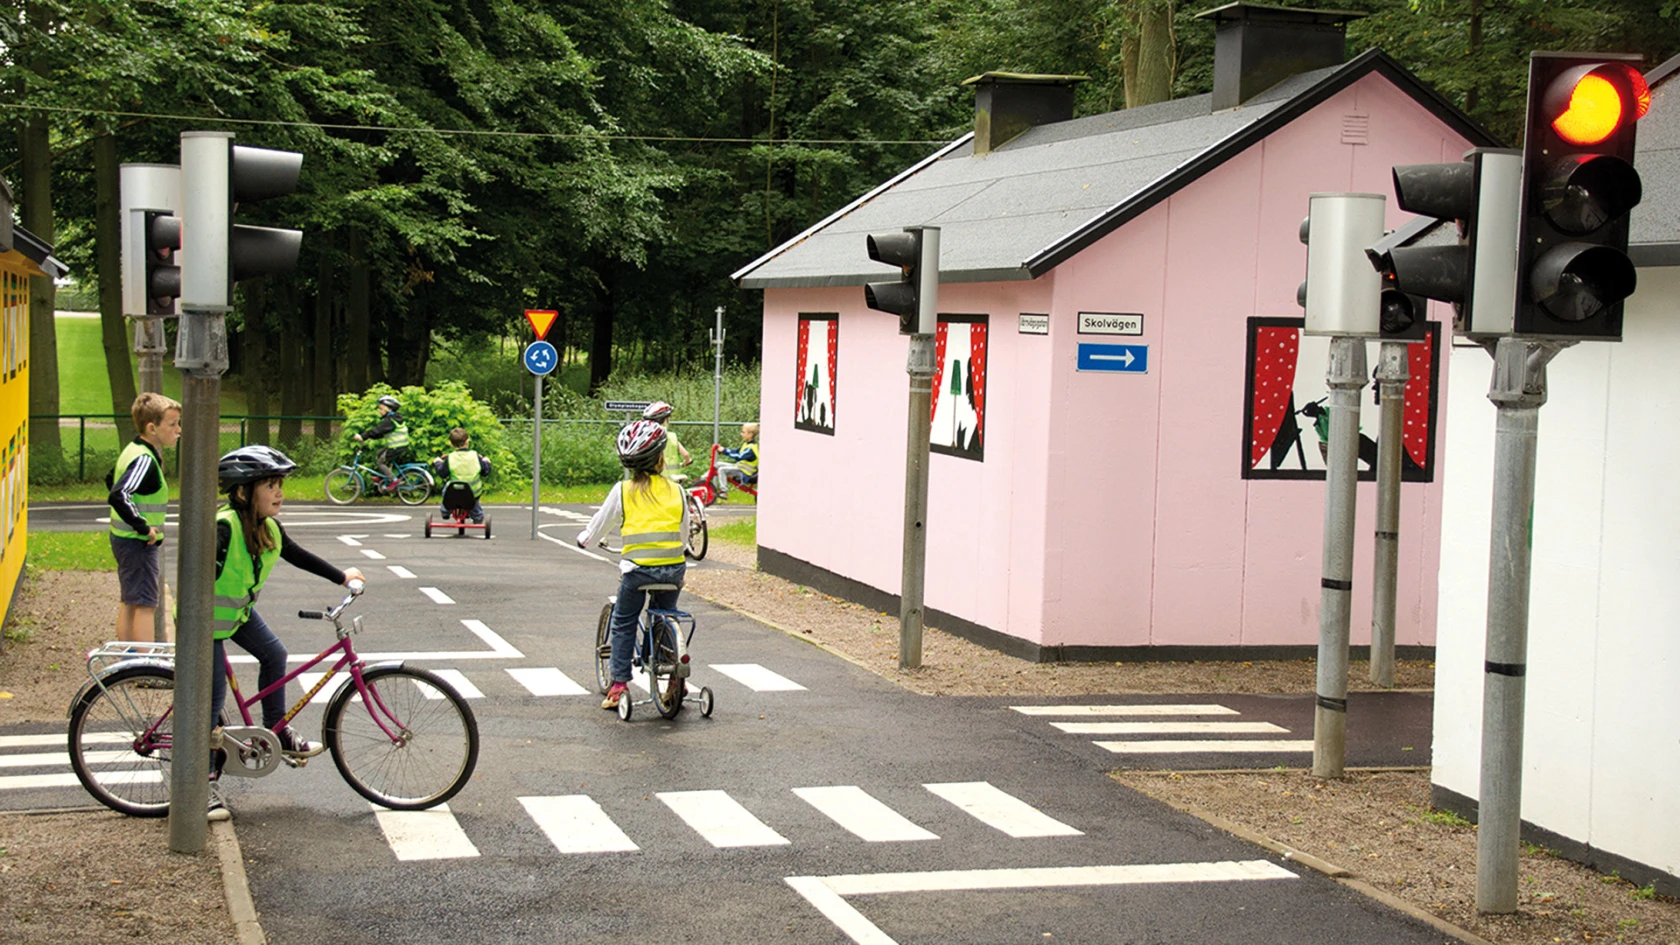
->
<box><xmin>1077</xmin><ymin>342</ymin><xmax>1148</xmax><ymax>373</ymax></box>
<box><xmin>523</xmin><ymin>340</ymin><xmax>558</xmax><ymax>376</ymax></box>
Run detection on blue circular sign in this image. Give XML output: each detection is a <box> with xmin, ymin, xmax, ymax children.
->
<box><xmin>523</xmin><ymin>340</ymin><xmax>558</xmax><ymax>376</ymax></box>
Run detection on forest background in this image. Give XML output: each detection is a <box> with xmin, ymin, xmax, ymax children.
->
<box><xmin>6</xmin><ymin>0</ymin><xmax>1680</xmax><ymax>463</ymax></box>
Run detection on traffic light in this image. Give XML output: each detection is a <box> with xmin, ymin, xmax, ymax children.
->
<box><xmin>1297</xmin><ymin>193</ymin><xmax>1384</xmax><ymax>337</ymax></box>
<box><xmin>864</xmin><ymin>226</ymin><xmax>939</xmax><ymax>335</ymax></box>
<box><xmin>140</xmin><ymin>213</ymin><xmax>182</xmax><ymax>316</ymax></box>
<box><xmin>180</xmin><ymin>131</ymin><xmax>303</xmax><ymax>311</ymax></box>
<box><xmin>1513</xmin><ymin>53</ymin><xmax>1646</xmax><ymax>340</ymax></box>
<box><xmin>120</xmin><ymin>163</ymin><xmax>184</xmax><ymax>318</ymax></box>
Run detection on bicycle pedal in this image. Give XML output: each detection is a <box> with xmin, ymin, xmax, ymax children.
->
<box><xmin>281</xmin><ymin>755</ymin><xmax>307</xmax><ymax>769</ymax></box>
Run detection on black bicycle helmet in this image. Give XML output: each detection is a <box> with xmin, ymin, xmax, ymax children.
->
<box><xmin>218</xmin><ymin>445</ymin><xmax>298</xmax><ymax>491</ymax></box>
<box><xmin>616</xmin><ymin>419</ymin><xmax>668</xmax><ymax>473</ymax></box>
<box><xmin>376</xmin><ymin>395</ymin><xmax>401</xmax><ymax>411</ymax></box>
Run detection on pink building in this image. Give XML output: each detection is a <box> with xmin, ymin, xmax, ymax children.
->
<box><xmin>733</xmin><ymin>4</ymin><xmax>1496</xmax><ymax>661</ymax></box>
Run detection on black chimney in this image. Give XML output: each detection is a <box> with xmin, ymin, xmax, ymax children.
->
<box><xmin>1196</xmin><ymin>3</ymin><xmax>1363</xmax><ymax>111</ymax></box>
<box><xmin>961</xmin><ymin>72</ymin><xmax>1089</xmax><ymax>156</ymax></box>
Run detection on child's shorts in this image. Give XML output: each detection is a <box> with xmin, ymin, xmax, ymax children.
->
<box><xmin>110</xmin><ymin>534</ymin><xmax>160</xmax><ymax>607</ymax></box>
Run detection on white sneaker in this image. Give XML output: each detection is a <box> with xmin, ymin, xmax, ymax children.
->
<box><xmin>207</xmin><ymin>783</ymin><xmax>232</xmax><ymax>822</ymax></box>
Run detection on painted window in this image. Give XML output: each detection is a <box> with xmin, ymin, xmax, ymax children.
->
<box><xmin>794</xmin><ymin>313</ymin><xmax>837</xmax><ymax>435</ymax></box>
<box><xmin>1242</xmin><ymin>316</ymin><xmax>1439</xmax><ymax>481</ymax></box>
<box><xmin>931</xmin><ymin>314</ymin><xmax>987</xmax><ymax>461</ymax></box>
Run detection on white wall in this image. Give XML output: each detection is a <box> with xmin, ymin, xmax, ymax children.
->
<box><xmin>1433</xmin><ymin>266</ymin><xmax>1680</xmax><ymax>882</ymax></box>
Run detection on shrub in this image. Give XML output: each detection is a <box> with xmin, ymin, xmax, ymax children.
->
<box><xmin>337</xmin><ymin>382</ymin><xmax>517</xmax><ymax>485</ymax></box>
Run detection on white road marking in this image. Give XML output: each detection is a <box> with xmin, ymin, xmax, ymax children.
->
<box><xmin>419</xmin><ymin>587</ymin><xmax>455</xmax><ymax>605</ymax></box>
<box><xmin>360</xmin><ymin>549</ymin><xmax>386</xmax><ymax>560</ymax></box>
<box><xmin>382</xmin><ymin>534</ymin><xmax>412</xmax><ymax>539</ymax></box>
<box><xmin>1095</xmin><ymin>739</ymin><xmax>1315</xmax><ymax>754</ymax></box>
<box><xmin>520</xmin><ymin>795</ymin><xmax>639</xmax><ymax>853</ymax></box>
<box><xmin>536</xmin><ymin>529</ymin><xmax>610</xmax><ymax>562</ymax></box>
<box><xmin>297</xmin><ymin>672</ymin><xmax>352</xmax><ymax>704</ymax></box>
<box><xmin>0</xmin><ymin>750</ymin><xmax>128</xmax><ymax>769</ymax></box>
<box><xmin>793</xmin><ymin>786</ymin><xmax>938</xmax><ymax>843</ymax></box>
<box><xmin>460</xmin><ymin>619</ymin><xmax>522</xmax><ymax>657</ymax></box>
<box><xmin>1009</xmin><ymin>704</ymin><xmax>1239</xmax><ymax>717</ymax></box>
<box><xmin>374</xmin><ymin>804</ymin><xmax>480</xmax><ymax>860</ymax></box>
<box><xmin>428</xmin><ymin>669</ymin><xmax>483</xmax><ymax>699</ymax></box>
<box><xmin>387</xmin><ymin>565</ymin><xmax>416</xmax><ymax>579</ymax></box>
<box><xmin>240</xmin><ymin>618</ymin><xmax>525</xmax><ymax>665</ymax></box>
<box><xmin>923</xmin><ymin>782</ymin><xmax>1082</xmax><ymax>838</ymax></box>
<box><xmin>337</xmin><ymin>535</ymin><xmax>364</xmax><ymax>546</ymax></box>
<box><xmin>1</xmin><ymin>770</ymin><xmax>162</xmax><ymax>791</ymax></box>
<box><xmin>709</xmin><ymin>664</ymin><xmax>806</xmax><ymax>692</ymax></box>
<box><xmin>2</xmin><ymin>733</ymin><xmax>127</xmax><ymax>749</ymax></box>
<box><xmin>657</xmin><ymin>790</ymin><xmax>790</xmax><ymax>848</ymax></box>
<box><xmin>1051</xmin><ymin>721</ymin><xmax>1289</xmax><ymax>735</ymax></box>
<box><xmin>506</xmin><ymin>667</ymin><xmax>588</xmax><ymax>697</ymax></box>
<box><xmin>786</xmin><ymin>861</ymin><xmax>1297</xmax><ymax>945</ymax></box>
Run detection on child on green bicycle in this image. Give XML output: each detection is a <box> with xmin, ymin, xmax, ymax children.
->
<box><xmin>352</xmin><ymin>394</ymin><xmax>411</xmax><ymax>491</ymax></box>
<box><xmin>575</xmin><ymin>419</ymin><xmax>690</xmax><ymax>710</ymax></box>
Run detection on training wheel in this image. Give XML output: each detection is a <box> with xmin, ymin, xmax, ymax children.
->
<box><xmin>617</xmin><ymin>696</ymin><xmax>633</xmax><ymax>722</ymax></box>
<box><xmin>699</xmin><ymin>687</ymin><xmax>714</xmax><ymax>718</ymax></box>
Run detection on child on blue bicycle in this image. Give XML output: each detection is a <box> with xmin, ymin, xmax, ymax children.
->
<box><xmin>575</xmin><ymin>419</ymin><xmax>690</xmax><ymax>710</ymax></box>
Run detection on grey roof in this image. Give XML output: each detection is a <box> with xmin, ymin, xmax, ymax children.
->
<box><xmin>11</xmin><ymin>226</ymin><xmax>65</xmax><ymax>278</ymax></box>
<box><xmin>734</xmin><ymin>49</ymin><xmax>1496</xmax><ymax>289</ymax></box>
<box><xmin>1631</xmin><ymin>53</ymin><xmax>1680</xmax><ymax>266</ymax></box>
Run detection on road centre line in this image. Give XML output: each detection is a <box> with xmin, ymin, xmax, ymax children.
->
<box><xmin>387</xmin><ymin>565</ymin><xmax>416</xmax><ymax>579</ymax></box>
<box><xmin>361</xmin><ymin>549</ymin><xmax>387</xmax><ymax>560</ymax></box>
<box><xmin>419</xmin><ymin>586</ymin><xmax>455</xmax><ymax>604</ymax></box>
<box><xmin>536</xmin><ymin>527</ymin><xmax>610</xmax><ymax>563</ymax></box>
<box><xmin>337</xmin><ymin>535</ymin><xmax>363</xmax><ymax>546</ymax></box>
<box><xmin>1010</xmin><ymin>704</ymin><xmax>1239</xmax><ymax>716</ymax></box>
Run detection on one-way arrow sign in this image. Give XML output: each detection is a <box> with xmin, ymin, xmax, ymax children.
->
<box><xmin>1077</xmin><ymin>342</ymin><xmax>1149</xmax><ymax>374</ymax></box>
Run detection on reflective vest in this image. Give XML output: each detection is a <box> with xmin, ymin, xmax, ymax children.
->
<box><xmin>737</xmin><ymin>442</ymin><xmax>758</xmax><ymax>477</ymax></box>
<box><xmin>109</xmin><ymin>441</ymin><xmax>167</xmax><ymax>540</ymax></box>
<box><xmin>212</xmin><ymin>507</ymin><xmax>281</xmax><ymax>640</ymax></box>
<box><xmin>446</xmin><ymin>450</ymin><xmax>484</xmax><ymax>496</ymax></box>
<box><xmin>662</xmin><ymin>428</ymin><xmax>685</xmax><ymax>471</ymax></box>
<box><xmin>384</xmin><ymin>418</ymin><xmax>410</xmax><ymax>449</ymax></box>
<box><xmin>620</xmin><ymin>476</ymin><xmax>685</xmax><ymax>567</ymax></box>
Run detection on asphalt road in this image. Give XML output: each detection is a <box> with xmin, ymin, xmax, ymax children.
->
<box><xmin>6</xmin><ymin>501</ymin><xmax>1448</xmax><ymax>943</ymax></box>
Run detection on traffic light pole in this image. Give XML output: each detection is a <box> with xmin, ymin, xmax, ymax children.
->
<box><xmin>1476</xmin><ymin>336</ymin><xmax>1569</xmax><ymax>913</ymax></box>
<box><xmin>711</xmin><ymin>306</ymin><xmax>725</xmax><ymax>447</ymax></box>
<box><xmin>1369</xmin><ymin>342</ymin><xmax>1409</xmax><ymax>687</ymax></box>
<box><xmin>1312</xmin><ymin>337</ymin><xmax>1367</xmax><ymax>779</ymax></box>
<box><xmin>899</xmin><ymin>335</ymin><xmax>935</xmax><ymax>670</ymax></box>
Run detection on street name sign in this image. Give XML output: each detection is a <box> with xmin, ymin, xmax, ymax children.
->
<box><xmin>1078</xmin><ymin>312</ymin><xmax>1144</xmax><ymax>336</ymax></box>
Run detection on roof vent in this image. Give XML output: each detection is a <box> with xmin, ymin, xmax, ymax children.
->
<box><xmin>961</xmin><ymin>72</ymin><xmax>1089</xmax><ymax>156</ymax></box>
<box><xmin>1196</xmin><ymin>3</ymin><xmax>1363</xmax><ymax>111</ymax></box>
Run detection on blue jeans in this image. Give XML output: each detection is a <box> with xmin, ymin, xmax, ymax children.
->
<box><xmin>608</xmin><ymin>564</ymin><xmax>686</xmax><ymax>684</ymax></box>
<box><xmin>211</xmin><ymin>610</ymin><xmax>291</xmax><ymax>730</ymax></box>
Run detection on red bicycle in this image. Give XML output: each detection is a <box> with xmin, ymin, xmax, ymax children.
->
<box><xmin>671</xmin><ymin>444</ymin><xmax>757</xmax><ymax>562</ymax></box>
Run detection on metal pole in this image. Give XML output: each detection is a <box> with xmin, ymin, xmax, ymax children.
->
<box><xmin>1476</xmin><ymin>337</ymin><xmax>1566</xmax><ymax>913</ymax></box>
<box><xmin>135</xmin><ymin>316</ymin><xmax>166</xmax><ymax>395</ymax></box>
<box><xmin>168</xmin><ymin>311</ymin><xmax>226</xmax><ymax>854</ymax></box>
<box><xmin>711</xmin><ymin>305</ymin><xmax>725</xmax><ymax>448</ymax></box>
<box><xmin>1313</xmin><ymin>336</ymin><xmax>1367</xmax><ymax>778</ymax></box>
<box><xmin>899</xmin><ymin>334</ymin><xmax>935</xmax><ymax>670</ymax></box>
<box><xmin>1369</xmin><ymin>342</ymin><xmax>1409</xmax><ymax>687</ymax></box>
<box><xmin>530</xmin><ymin>374</ymin><xmax>543</xmax><ymax>541</ymax></box>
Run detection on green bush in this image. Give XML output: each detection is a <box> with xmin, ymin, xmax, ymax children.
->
<box><xmin>337</xmin><ymin>382</ymin><xmax>518</xmax><ymax>485</ymax></box>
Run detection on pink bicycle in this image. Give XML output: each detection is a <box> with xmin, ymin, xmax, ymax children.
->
<box><xmin>67</xmin><ymin>583</ymin><xmax>479</xmax><ymax>816</ymax></box>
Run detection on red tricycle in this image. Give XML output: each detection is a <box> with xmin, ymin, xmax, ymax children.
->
<box><xmin>668</xmin><ymin>444</ymin><xmax>756</xmax><ymax>562</ymax></box>
<box><xmin>683</xmin><ymin>442</ymin><xmax>757</xmax><ymax>507</ymax></box>
<box><xmin>424</xmin><ymin>482</ymin><xmax>491</xmax><ymax>539</ymax></box>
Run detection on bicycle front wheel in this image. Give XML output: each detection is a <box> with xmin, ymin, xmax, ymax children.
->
<box><xmin>325</xmin><ymin>468</ymin><xmax>363</xmax><ymax>505</ymax></box>
<box><xmin>684</xmin><ymin>493</ymin><xmax>709</xmax><ymax>561</ymax></box>
<box><xmin>324</xmin><ymin>666</ymin><xmax>478</xmax><ymax>810</ymax></box>
<box><xmin>396</xmin><ymin>468</ymin><xmax>432</xmax><ymax>506</ymax></box>
<box><xmin>68</xmin><ymin>666</ymin><xmax>178</xmax><ymax>817</ymax></box>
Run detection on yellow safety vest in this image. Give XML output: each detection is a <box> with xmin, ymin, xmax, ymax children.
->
<box><xmin>109</xmin><ymin>441</ymin><xmax>167</xmax><ymax>540</ymax></box>
<box><xmin>620</xmin><ymin>476</ymin><xmax>685</xmax><ymax>566</ymax></box>
<box><xmin>445</xmin><ymin>450</ymin><xmax>484</xmax><ymax>496</ymax></box>
<box><xmin>212</xmin><ymin>507</ymin><xmax>281</xmax><ymax>640</ymax></box>
<box><xmin>737</xmin><ymin>441</ymin><xmax>758</xmax><ymax>477</ymax></box>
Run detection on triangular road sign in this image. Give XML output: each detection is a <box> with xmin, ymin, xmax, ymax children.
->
<box><xmin>524</xmin><ymin>309</ymin><xmax>559</xmax><ymax>340</ymax></box>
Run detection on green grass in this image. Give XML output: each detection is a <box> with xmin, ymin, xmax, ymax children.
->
<box><xmin>53</xmin><ymin>314</ymin><xmax>248</xmax><ymax>415</ymax></box>
<box><xmin>710</xmin><ymin>516</ymin><xmax>756</xmax><ymax>546</ymax></box>
<box><xmin>27</xmin><ymin>530</ymin><xmax>117</xmax><ymax>570</ymax></box>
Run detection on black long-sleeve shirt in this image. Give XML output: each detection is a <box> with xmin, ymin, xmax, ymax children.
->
<box><xmin>215</xmin><ymin>518</ymin><xmax>346</xmax><ymax>586</ymax></box>
<box><xmin>108</xmin><ymin>438</ymin><xmax>165</xmax><ymax>536</ymax></box>
<box><xmin>358</xmin><ymin>414</ymin><xmax>400</xmax><ymax>441</ymax></box>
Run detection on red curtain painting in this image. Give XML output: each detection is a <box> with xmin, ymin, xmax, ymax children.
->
<box><xmin>1248</xmin><ymin>325</ymin><xmax>1301</xmax><ymax>468</ymax></box>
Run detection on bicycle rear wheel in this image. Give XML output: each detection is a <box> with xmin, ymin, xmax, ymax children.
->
<box><xmin>324</xmin><ymin>666</ymin><xmax>478</xmax><ymax>810</ymax></box>
<box><xmin>594</xmin><ymin>602</ymin><xmax>614</xmax><ymax>693</ymax></box>
<box><xmin>396</xmin><ymin>468</ymin><xmax>432</xmax><ymax>506</ymax></box>
<box><xmin>68</xmin><ymin>666</ymin><xmax>178</xmax><ymax>817</ymax></box>
<box><xmin>325</xmin><ymin>468</ymin><xmax>363</xmax><ymax>505</ymax></box>
<box><xmin>684</xmin><ymin>492</ymin><xmax>709</xmax><ymax>561</ymax></box>
<box><xmin>651</xmin><ymin>616</ymin><xmax>685</xmax><ymax>719</ymax></box>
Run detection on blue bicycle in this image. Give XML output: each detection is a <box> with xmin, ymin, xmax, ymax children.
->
<box><xmin>324</xmin><ymin>449</ymin><xmax>434</xmax><ymax>506</ymax></box>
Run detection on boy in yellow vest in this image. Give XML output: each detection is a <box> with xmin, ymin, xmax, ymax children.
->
<box><xmin>430</xmin><ymin>427</ymin><xmax>492</xmax><ymax>522</ymax></box>
<box><xmin>712</xmin><ymin>422</ymin><xmax>759</xmax><ymax>501</ymax></box>
<box><xmin>108</xmin><ymin>392</ymin><xmax>182</xmax><ymax>643</ymax></box>
<box><xmin>575</xmin><ymin>419</ymin><xmax>690</xmax><ymax>709</ymax></box>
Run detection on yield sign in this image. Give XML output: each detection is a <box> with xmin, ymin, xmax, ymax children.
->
<box><xmin>524</xmin><ymin>309</ymin><xmax>559</xmax><ymax>340</ymax></box>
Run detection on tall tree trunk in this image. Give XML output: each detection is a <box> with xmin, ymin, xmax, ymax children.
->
<box><xmin>21</xmin><ymin>115</ymin><xmax>62</xmax><ymax>462</ymax></box>
<box><xmin>277</xmin><ymin>284</ymin><xmax>304</xmax><ymax>447</ymax></box>
<box><xmin>1123</xmin><ymin>0</ymin><xmax>1176</xmax><ymax>109</ymax></box>
<box><xmin>1466</xmin><ymin>0</ymin><xmax>1483</xmax><ymax>114</ymax></box>
<box><xmin>243</xmin><ymin>287</ymin><xmax>270</xmax><ymax>445</ymax></box>
<box><xmin>94</xmin><ymin>133</ymin><xmax>138</xmax><ymax>443</ymax></box>
<box><xmin>312</xmin><ymin>249</ymin><xmax>333</xmax><ymax>440</ymax></box>
<box><xmin>347</xmin><ymin>227</ymin><xmax>369</xmax><ymax>393</ymax></box>
<box><xmin>588</xmin><ymin>263</ymin><xmax>615</xmax><ymax>393</ymax></box>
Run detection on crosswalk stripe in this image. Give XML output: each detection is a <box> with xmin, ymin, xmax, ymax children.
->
<box><xmin>1051</xmin><ymin>721</ymin><xmax>1288</xmax><ymax>735</ymax></box>
<box><xmin>1010</xmin><ymin>704</ymin><xmax>1239</xmax><ymax>717</ymax></box>
<box><xmin>373</xmin><ymin>804</ymin><xmax>480</xmax><ymax>860</ymax></box>
<box><xmin>506</xmin><ymin>668</ymin><xmax>588</xmax><ymax>697</ymax></box>
<box><xmin>924</xmin><ymin>782</ymin><xmax>1082</xmax><ymax>838</ymax></box>
<box><xmin>1094</xmin><ymin>739</ymin><xmax>1315</xmax><ymax>754</ymax></box>
<box><xmin>709</xmin><ymin>664</ymin><xmax>806</xmax><ymax>692</ymax></box>
<box><xmin>520</xmin><ymin>795</ymin><xmax>640</xmax><ymax>853</ymax></box>
<box><xmin>657</xmin><ymin>790</ymin><xmax>790</xmax><ymax>848</ymax></box>
<box><xmin>337</xmin><ymin>535</ymin><xmax>363</xmax><ymax>546</ymax></box>
<box><xmin>816</xmin><ymin>859</ymin><xmax>1299</xmax><ymax>896</ymax></box>
<box><xmin>361</xmin><ymin>549</ymin><xmax>386</xmax><ymax>560</ymax></box>
<box><xmin>2</xmin><ymin>770</ymin><xmax>159</xmax><ymax>792</ymax></box>
<box><xmin>793</xmin><ymin>786</ymin><xmax>939</xmax><ymax>843</ymax></box>
<box><xmin>428</xmin><ymin>669</ymin><xmax>483</xmax><ymax>699</ymax></box>
<box><xmin>0</xmin><ymin>750</ymin><xmax>128</xmax><ymax>769</ymax></box>
<box><xmin>419</xmin><ymin>587</ymin><xmax>455</xmax><ymax>605</ymax></box>
<box><xmin>2</xmin><ymin>733</ymin><xmax>127</xmax><ymax>749</ymax></box>
<box><xmin>387</xmin><ymin>565</ymin><xmax>416</xmax><ymax>579</ymax></box>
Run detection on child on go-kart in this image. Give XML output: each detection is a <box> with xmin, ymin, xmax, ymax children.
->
<box><xmin>431</xmin><ymin>427</ymin><xmax>491</xmax><ymax>523</ymax></box>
